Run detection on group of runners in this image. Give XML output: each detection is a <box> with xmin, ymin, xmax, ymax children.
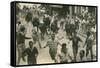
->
<box><xmin>16</xmin><ymin>4</ymin><xmax>96</xmax><ymax>65</ymax></box>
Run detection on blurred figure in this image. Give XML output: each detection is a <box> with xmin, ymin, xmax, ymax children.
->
<box><xmin>58</xmin><ymin>43</ymin><xmax>72</xmax><ymax>63</ymax></box>
<box><xmin>39</xmin><ymin>21</ymin><xmax>47</xmax><ymax>40</ymax></box>
<box><xmin>32</xmin><ymin>17</ymin><xmax>40</xmax><ymax>31</ymax></box>
<box><xmin>17</xmin><ymin>25</ymin><xmax>31</xmax><ymax>65</ymax></box>
<box><xmin>79</xmin><ymin>50</ymin><xmax>85</xmax><ymax>61</ymax></box>
<box><xmin>32</xmin><ymin>29</ymin><xmax>41</xmax><ymax>48</ymax></box>
<box><xmin>51</xmin><ymin>18</ymin><xmax>59</xmax><ymax>34</ymax></box>
<box><xmin>60</xmin><ymin>18</ymin><xmax>65</xmax><ymax>29</ymax></box>
<box><xmin>43</xmin><ymin>14</ymin><xmax>51</xmax><ymax>32</ymax></box>
<box><xmin>83</xmin><ymin>32</ymin><xmax>94</xmax><ymax>60</ymax></box>
<box><xmin>16</xmin><ymin>21</ymin><xmax>21</xmax><ymax>40</ymax></box>
<box><xmin>65</xmin><ymin>16</ymin><xmax>71</xmax><ymax>37</ymax></box>
<box><xmin>69</xmin><ymin>32</ymin><xmax>82</xmax><ymax>62</ymax></box>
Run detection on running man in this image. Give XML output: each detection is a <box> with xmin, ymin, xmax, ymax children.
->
<box><xmin>44</xmin><ymin>34</ymin><xmax>61</xmax><ymax>63</ymax></box>
<box><xmin>83</xmin><ymin>32</ymin><xmax>94</xmax><ymax>60</ymax></box>
<box><xmin>16</xmin><ymin>25</ymin><xmax>31</xmax><ymax>65</ymax></box>
<box><xmin>69</xmin><ymin>32</ymin><xmax>82</xmax><ymax>62</ymax></box>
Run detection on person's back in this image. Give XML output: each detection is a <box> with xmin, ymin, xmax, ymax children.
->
<box><xmin>39</xmin><ymin>23</ymin><xmax>47</xmax><ymax>34</ymax></box>
<box><xmin>43</xmin><ymin>17</ymin><xmax>51</xmax><ymax>27</ymax></box>
<box><xmin>32</xmin><ymin>17</ymin><xmax>39</xmax><ymax>27</ymax></box>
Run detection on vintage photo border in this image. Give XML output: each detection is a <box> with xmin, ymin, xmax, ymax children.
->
<box><xmin>11</xmin><ymin>1</ymin><xmax>98</xmax><ymax>67</ymax></box>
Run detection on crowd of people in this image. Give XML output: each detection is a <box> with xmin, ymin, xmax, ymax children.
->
<box><xmin>16</xmin><ymin>3</ymin><xmax>97</xmax><ymax>65</ymax></box>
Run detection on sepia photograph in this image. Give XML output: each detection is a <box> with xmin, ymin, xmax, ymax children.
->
<box><xmin>15</xmin><ymin>2</ymin><xmax>97</xmax><ymax>66</ymax></box>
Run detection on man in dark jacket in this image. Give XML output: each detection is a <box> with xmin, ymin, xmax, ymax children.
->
<box><xmin>22</xmin><ymin>41</ymin><xmax>39</xmax><ymax>64</ymax></box>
